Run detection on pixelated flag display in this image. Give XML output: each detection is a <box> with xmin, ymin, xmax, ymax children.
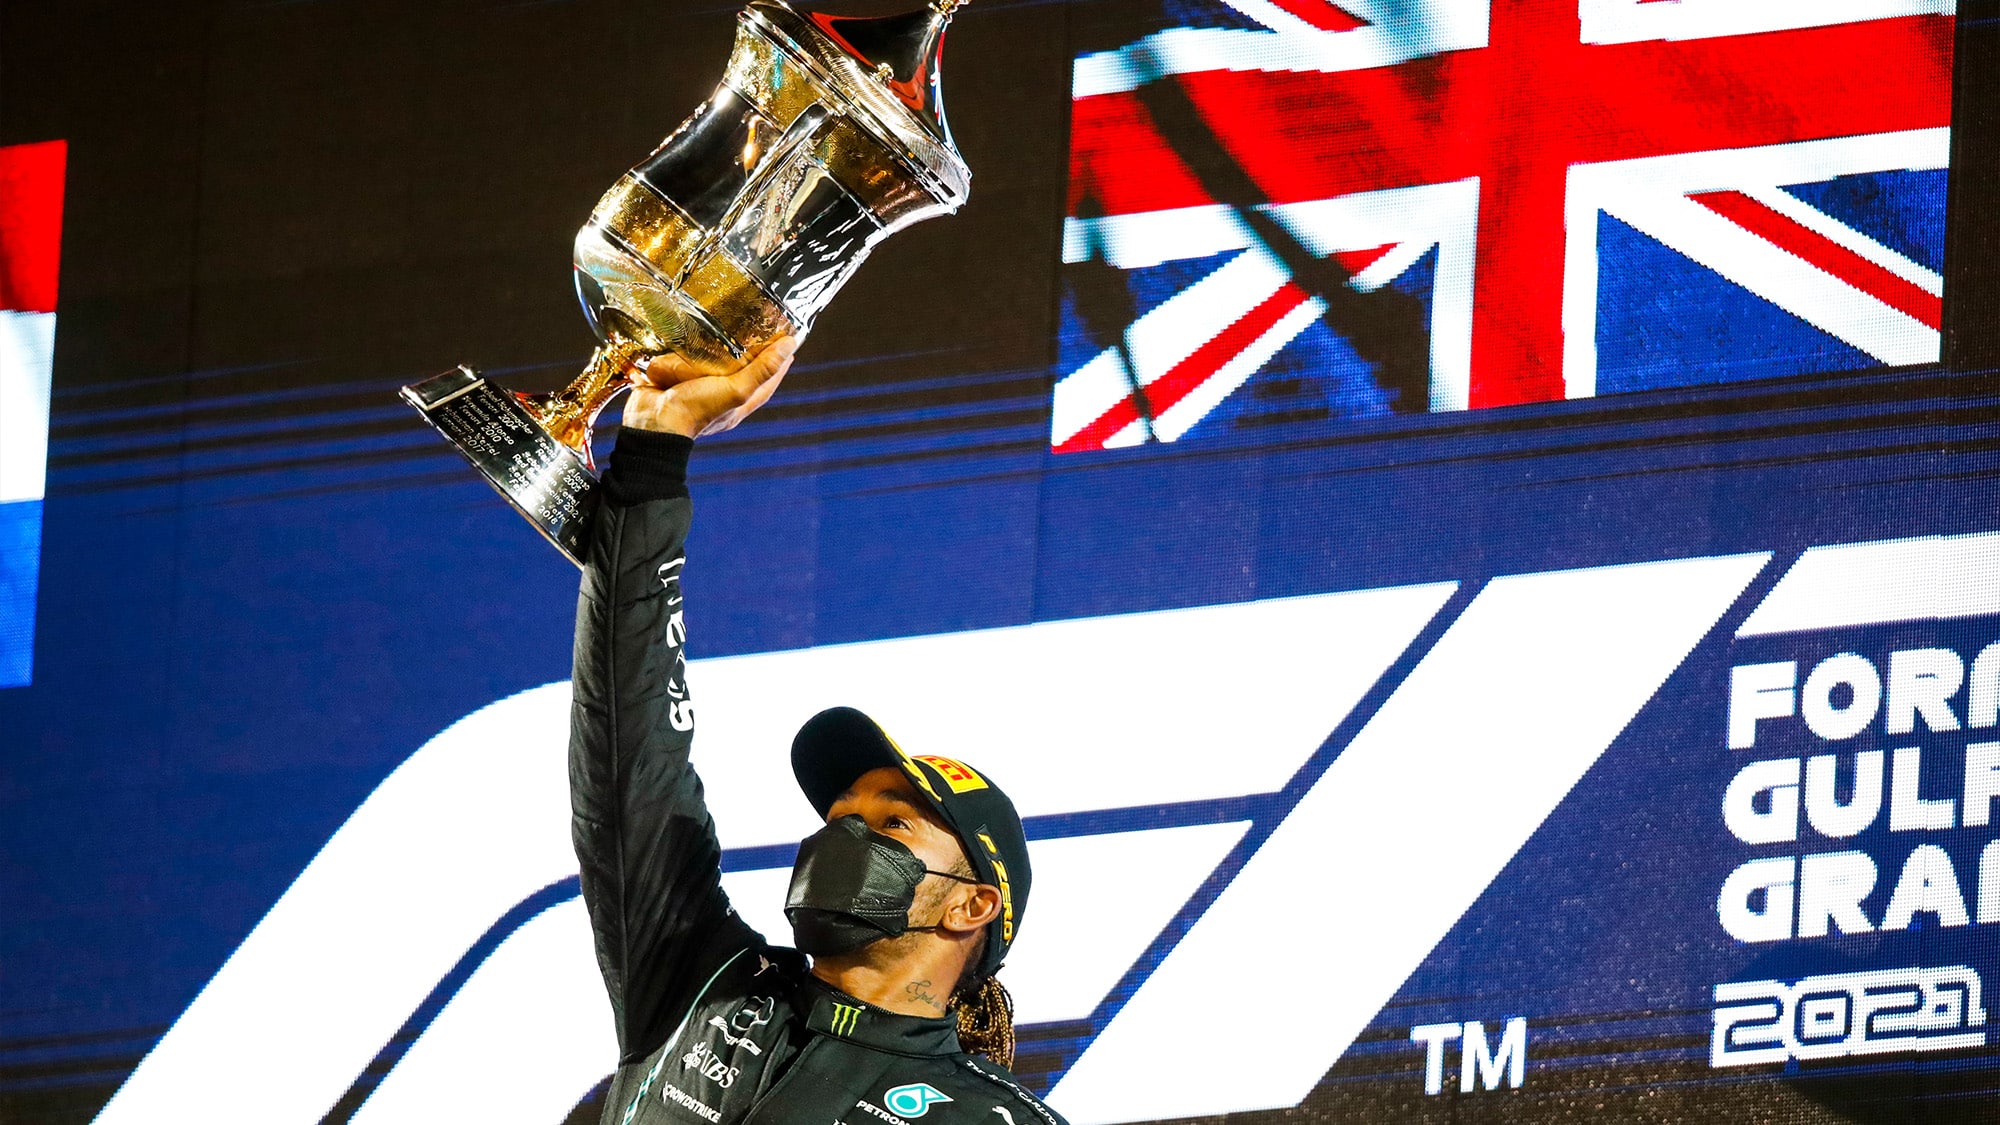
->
<box><xmin>1054</xmin><ymin>0</ymin><xmax>1954</xmax><ymax>452</ymax></box>
<box><xmin>0</xmin><ymin>140</ymin><xmax>64</xmax><ymax>687</ymax></box>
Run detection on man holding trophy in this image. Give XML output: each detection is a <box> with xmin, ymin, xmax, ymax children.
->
<box><xmin>568</xmin><ymin>339</ymin><xmax>1065</xmax><ymax>1124</ymax></box>
<box><xmin>402</xmin><ymin>1</ymin><xmax>1072</xmax><ymax>1121</ymax></box>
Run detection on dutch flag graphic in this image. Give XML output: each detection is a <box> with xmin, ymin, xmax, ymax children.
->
<box><xmin>1</xmin><ymin>140</ymin><xmax>63</xmax><ymax>688</ymax></box>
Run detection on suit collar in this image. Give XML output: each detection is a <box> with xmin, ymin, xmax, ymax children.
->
<box><xmin>801</xmin><ymin>976</ymin><xmax>961</xmax><ymax>1057</ymax></box>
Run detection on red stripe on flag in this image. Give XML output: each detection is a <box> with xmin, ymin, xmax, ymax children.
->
<box><xmin>1690</xmin><ymin>190</ymin><xmax>1942</xmax><ymax>331</ymax></box>
<box><xmin>1065</xmin><ymin>12</ymin><xmax>1950</xmax><ymax>409</ymax></box>
<box><xmin>1057</xmin><ymin>243</ymin><xmax>1398</xmax><ymax>452</ymax></box>
<box><xmin>0</xmin><ymin>140</ymin><xmax>66</xmax><ymax>314</ymax></box>
<box><xmin>1263</xmin><ymin>0</ymin><xmax>1369</xmax><ymax>32</ymax></box>
<box><xmin>1057</xmin><ymin>243</ymin><xmax>1398</xmax><ymax>453</ymax></box>
<box><xmin>1332</xmin><ymin>243</ymin><xmax>1397</xmax><ymax>277</ymax></box>
<box><xmin>1057</xmin><ymin>282</ymin><xmax>1312</xmax><ymax>453</ymax></box>
<box><xmin>1066</xmin><ymin>17</ymin><xmax>1951</xmax><ymax>220</ymax></box>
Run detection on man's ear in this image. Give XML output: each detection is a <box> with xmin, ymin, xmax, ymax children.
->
<box><xmin>949</xmin><ymin>884</ymin><xmax>1002</xmax><ymax>933</ymax></box>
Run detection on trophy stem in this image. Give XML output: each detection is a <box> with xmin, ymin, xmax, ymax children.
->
<box><xmin>518</xmin><ymin>334</ymin><xmax>652</xmax><ymax>470</ymax></box>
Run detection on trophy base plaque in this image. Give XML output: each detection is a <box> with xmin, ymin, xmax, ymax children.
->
<box><xmin>401</xmin><ymin>366</ymin><xmax>601</xmax><ymax>567</ymax></box>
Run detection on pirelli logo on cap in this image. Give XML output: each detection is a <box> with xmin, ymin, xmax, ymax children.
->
<box><xmin>912</xmin><ymin>754</ymin><xmax>989</xmax><ymax>795</ymax></box>
<box><xmin>896</xmin><ymin>758</ymin><xmax>943</xmax><ymax>803</ymax></box>
<box><xmin>977</xmin><ymin>830</ymin><xmax>1015</xmax><ymax>943</ymax></box>
<box><xmin>883</xmin><ymin>734</ymin><xmax>945</xmax><ymax>803</ymax></box>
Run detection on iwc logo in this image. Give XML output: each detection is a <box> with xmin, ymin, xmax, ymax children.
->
<box><xmin>884</xmin><ymin>1083</ymin><xmax>953</xmax><ymax>1117</ymax></box>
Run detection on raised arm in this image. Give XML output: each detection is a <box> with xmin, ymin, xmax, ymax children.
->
<box><xmin>567</xmin><ymin>337</ymin><xmax>796</xmax><ymax>1063</ymax></box>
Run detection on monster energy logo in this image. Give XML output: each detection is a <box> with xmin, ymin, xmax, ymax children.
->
<box><xmin>829</xmin><ymin>1003</ymin><xmax>863</xmax><ymax>1036</ymax></box>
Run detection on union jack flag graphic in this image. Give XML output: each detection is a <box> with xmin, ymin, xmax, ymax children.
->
<box><xmin>1052</xmin><ymin>0</ymin><xmax>1955</xmax><ymax>453</ymax></box>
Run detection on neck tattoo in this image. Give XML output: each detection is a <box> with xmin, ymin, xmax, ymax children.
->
<box><xmin>904</xmin><ymin>978</ymin><xmax>945</xmax><ymax>1014</ymax></box>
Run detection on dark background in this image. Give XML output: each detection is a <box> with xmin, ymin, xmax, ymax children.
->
<box><xmin>0</xmin><ymin>0</ymin><xmax>1076</xmax><ymax>462</ymax></box>
<box><xmin>0</xmin><ymin>4</ymin><xmax>1069</xmax><ymax>1121</ymax></box>
<box><xmin>3</xmin><ymin>1</ymin><xmax>1998</xmax><ymax>1123</ymax></box>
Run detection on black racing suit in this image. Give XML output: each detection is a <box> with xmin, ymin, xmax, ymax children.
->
<box><xmin>568</xmin><ymin>430</ymin><xmax>1069</xmax><ymax>1125</ymax></box>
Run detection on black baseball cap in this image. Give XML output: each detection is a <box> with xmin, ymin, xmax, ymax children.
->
<box><xmin>792</xmin><ymin>705</ymin><xmax>1031</xmax><ymax>982</ymax></box>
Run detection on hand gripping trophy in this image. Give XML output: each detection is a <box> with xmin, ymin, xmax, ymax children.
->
<box><xmin>402</xmin><ymin>0</ymin><xmax>971</xmax><ymax>564</ymax></box>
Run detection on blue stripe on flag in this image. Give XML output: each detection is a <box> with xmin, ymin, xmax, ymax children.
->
<box><xmin>1780</xmin><ymin>168</ymin><xmax>1948</xmax><ymax>276</ymax></box>
<box><xmin>1160</xmin><ymin>0</ymin><xmax>1268</xmax><ymax>33</ymax></box>
<box><xmin>1179</xmin><ymin>245</ymin><xmax>1438</xmax><ymax>441</ymax></box>
<box><xmin>0</xmin><ymin>499</ymin><xmax>42</xmax><ymax>688</ymax></box>
<box><xmin>1058</xmin><ymin>248</ymin><xmax>1244</xmax><ymax>379</ymax></box>
<box><xmin>1594</xmin><ymin>213</ymin><xmax>1872</xmax><ymax>395</ymax></box>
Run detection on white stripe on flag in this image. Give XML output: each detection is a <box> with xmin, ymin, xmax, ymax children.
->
<box><xmin>1740</xmin><ymin>184</ymin><xmax>1943</xmax><ymax>295</ymax></box>
<box><xmin>1562</xmin><ymin>130</ymin><xmax>1949</xmax><ymax>397</ymax></box>
<box><xmin>1150</xmin><ymin>295</ymin><xmax>1324</xmax><ymax>443</ymax></box>
<box><xmin>1069</xmin><ymin>0</ymin><xmax>1489</xmax><ymax>98</ymax></box>
<box><xmin>0</xmin><ymin>309</ymin><xmax>55</xmax><ymax>505</ymax></box>
<box><xmin>1579</xmin><ymin>0</ymin><xmax>1953</xmax><ymax>47</ymax></box>
<box><xmin>1607</xmin><ymin>187</ymin><xmax>1936</xmax><ymax>366</ymax></box>
<box><xmin>1052</xmin><ymin>248</ymin><xmax>1291</xmax><ymax>447</ymax></box>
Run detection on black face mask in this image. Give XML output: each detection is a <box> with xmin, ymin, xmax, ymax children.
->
<box><xmin>785</xmin><ymin>815</ymin><xmax>977</xmax><ymax>955</ymax></box>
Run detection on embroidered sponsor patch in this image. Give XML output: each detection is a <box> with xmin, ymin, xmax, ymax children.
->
<box><xmin>884</xmin><ymin>1082</ymin><xmax>954</xmax><ymax>1117</ymax></box>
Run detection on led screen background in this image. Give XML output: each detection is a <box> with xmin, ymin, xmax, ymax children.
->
<box><xmin>1055</xmin><ymin>0</ymin><xmax>1953</xmax><ymax>448</ymax></box>
<box><xmin>0</xmin><ymin>139</ymin><xmax>61</xmax><ymax>688</ymax></box>
<box><xmin>0</xmin><ymin>1</ymin><xmax>1995</xmax><ymax>1123</ymax></box>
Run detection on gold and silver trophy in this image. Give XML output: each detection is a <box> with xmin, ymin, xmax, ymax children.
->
<box><xmin>402</xmin><ymin>0</ymin><xmax>972</xmax><ymax>564</ymax></box>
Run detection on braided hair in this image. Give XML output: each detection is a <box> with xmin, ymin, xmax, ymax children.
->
<box><xmin>943</xmin><ymin>868</ymin><xmax>1016</xmax><ymax>1069</ymax></box>
<box><xmin>951</xmin><ymin>968</ymin><xmax>1017</xmax><ymax>1068</ymax></box>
